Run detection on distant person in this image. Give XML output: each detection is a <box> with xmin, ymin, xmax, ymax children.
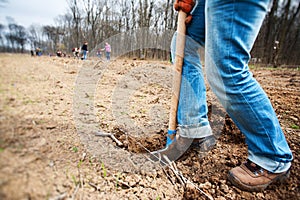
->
<box><xmin>72</xmin><ymin>47</ymin><xmax>80</xmax><ymax>59</ymax></box>
<box><xmin>104</xmin><ymin>42</ymin><xmax>111</xmax><ymax>61</ymax></box>
<box><xmin>36</xmin><ymin>47</ymin><xmax>42</xmax><ymax>56</ymax></box>
<box><xmin>81</xmin><ymin>42</ymin><xmax>88</xmax><ymax>60</ymax></box>
<box><xmin>96</xmin><ymin>48</ymin><xmax>102</xmax><ymax>59</ymax></box>
<box><xmin>31</xmin><ymin>50</ymin><xmax>34</xmax><ymax>56</ymax></box>
<box><xmin>56</xmin><ymin>50</ymin><xmax>62</xmax><ymax>57</ymax></box>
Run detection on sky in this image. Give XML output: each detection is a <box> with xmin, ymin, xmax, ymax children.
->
<box><xmin>0</xmin><ymin>0</ymin><xmax>69</xmax><ymax>28</ymax></box>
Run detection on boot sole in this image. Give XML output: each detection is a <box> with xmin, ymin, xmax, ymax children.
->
<box><xmin>228</xmin><ymin>170</ymin><xmax>290</xmax><ymax>192</ymax></box>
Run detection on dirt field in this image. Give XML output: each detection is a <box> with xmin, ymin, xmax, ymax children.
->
<box><xmin>0</xmin><ymin>54</ymin><xmax>299</xmax><ymax>200</ymax></box>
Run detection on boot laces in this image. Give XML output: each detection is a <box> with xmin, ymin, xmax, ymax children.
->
<box><xmin>245</xmin><ymin>159</ymin><xmax>264</xmax><ymax>176</ymax></box>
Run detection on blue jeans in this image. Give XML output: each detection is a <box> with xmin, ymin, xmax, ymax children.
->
<box><xmin>83</xmin><ymin>50</ymin><xmax>88</xmax><ymax>60</ymax></box>
<box><xmin>171</xmin><ymin>0</ymin><xmax>292</xmax><ymax>173</ymax></box>
<box><xmin>106</xmin><ymin>52</ymin><xmax>111</xmax><ymax>60</ymax></box>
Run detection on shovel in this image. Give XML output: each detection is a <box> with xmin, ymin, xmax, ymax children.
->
<box><xmin>147</xmin><ymin>11</ymin><xmax>192</xmax><ymax>165</ymax></box>
<box><xmin>166</xmin><ymin>10</ymin><xmax>187</xmax><ymax>147</ymax></box>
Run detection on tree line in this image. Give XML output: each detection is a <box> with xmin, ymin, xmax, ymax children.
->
<box><xmin>0</xmin><ymin>0</ymin><xmax>299</xmax><ymax>66</ymax></box>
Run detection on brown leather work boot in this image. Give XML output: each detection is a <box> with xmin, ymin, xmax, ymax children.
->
<box><xmin>228</xmin><ymin>159</ymin><xmax>290</xmax><ymax>192</ymax></box>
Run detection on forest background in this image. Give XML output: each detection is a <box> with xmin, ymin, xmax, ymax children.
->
<box><xmin>0</xmin><ymin>0</ymin><xmax>299</xmax><ymax>66</ymax></box>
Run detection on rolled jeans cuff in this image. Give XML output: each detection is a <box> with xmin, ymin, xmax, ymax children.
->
<box><xmin>248</xmin><ymin>150</ymin><xmax>292</xmax><ymax>173</ymax></box>
<box><xmin>178</xmin><ymin>124</ymin><xmax>212</xmax><ymax>138</ymax></box>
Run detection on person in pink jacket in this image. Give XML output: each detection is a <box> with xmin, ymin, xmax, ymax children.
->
<box><xmin>104</xmin><ymin>42</ymin><xmax>111</xmax><ymax>61</ymax></box>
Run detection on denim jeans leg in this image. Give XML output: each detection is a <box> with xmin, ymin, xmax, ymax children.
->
<box><xmin>205</xmin><ymin>0</ymin><xmax>293</xmax><ymax>172</ymax></box>
<box><xmin>106</xmin><ymin>52</ymin><xmax>110</xmax><ymax>60</ymax></box>
<box><xmin>83</xmin><ymin>50</ymin><xmax>87</xmax><ymax>60</ymax></box>
<box><xmin>171</xmin><ymin>0</ymin><xmax>212</xmax><ymax>139</ymax></box>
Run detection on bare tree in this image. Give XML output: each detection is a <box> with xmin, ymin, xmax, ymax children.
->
<box><xmin>0</xmin><ymin>24</ymin><xmax>5</xmax><ymax>48</ymax></box>
<box><xmin>54</xmin><ymin>14</ymin><xmax>74</xmax><ymax>51</ymax></box>
<box><xmin>252</xmin><ymin>0</ymin><xmax>300</xmax><ymax>66</ymax></box>
<box><xmin>5</xmin><ymin>23</ymin><xmax>27</xmax><ymax>52</ymax></box>
<box><xmin>43</xmin><ymin>25</ymin><xmax>64</xmax><ymax>52</ymax></box>
<box><xmin>28</xmin><ymin>24</ymin><xmax>45</xmax><ymax>50</ymax></box>
<box><xmin>67</xmin><ymin>0</ymin><xmax>82</xmax><ymax>47</ymax></box>
<box><xmin>277</xmin><ymin>0</ymin><xmax>300</xmax><ymax>65</ymax></box>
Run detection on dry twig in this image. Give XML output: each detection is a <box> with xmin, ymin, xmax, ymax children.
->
<box><xmin>95</xmin><ymin>131</ymin><xmax>123</xmax><ymax>146</ymax></box>
<box><xmin>161</xmin><ymin>156</ymin><xmax>213</xmax><ymax>200</ymax></box>
<box><xmin>88</xmin><ymin>182</ymin><xmax>101</xmax><ymax>191</ymax></box>
<box><xmin>71</xmin><ymin>184</ymin><xmax>80</xmax><ymax>200</ymax></box>
<box><xmin>49</xmin><ymin>193</ymin><xmax>67</xmax><ymax>200</ymax></box>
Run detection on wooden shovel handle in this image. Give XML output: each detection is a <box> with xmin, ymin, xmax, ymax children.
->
<box><xmin>168</xmin><ymin>11</ymin><xmax>187</xmax><ymax>131</ymax></box>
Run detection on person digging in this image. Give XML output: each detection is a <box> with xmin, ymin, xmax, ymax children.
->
<box><xmin>151</xmin><ymin>0</ymin><xmax>293</xmax><ymax>192</ymax></box>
